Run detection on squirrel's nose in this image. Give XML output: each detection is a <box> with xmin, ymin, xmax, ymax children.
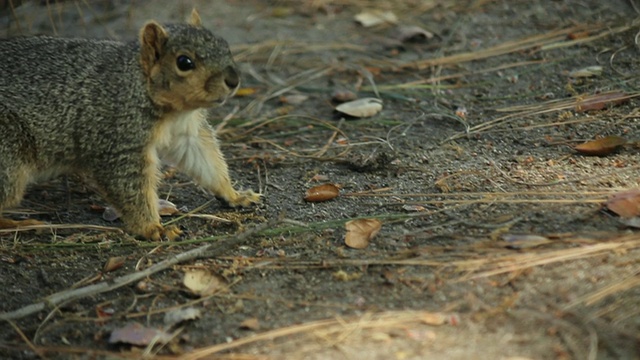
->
<box><xmin>223</xmin><ymin>66</ymin><xmax>239</xmax><ymax>89</ymax></box>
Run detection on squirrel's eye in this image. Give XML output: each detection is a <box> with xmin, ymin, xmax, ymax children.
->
<box><xmin>176</xmin><ymin>55</ymin><xmax>195</xmax><ymax>71</ymax></box>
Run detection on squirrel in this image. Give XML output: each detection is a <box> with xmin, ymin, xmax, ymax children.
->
<box><xmin>0</xmin><ymin>9</ymin><xmax>261</xmax><ymax>241</ymax></box>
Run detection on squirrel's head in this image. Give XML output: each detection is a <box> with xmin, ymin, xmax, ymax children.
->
<box><xmin>139</xmin><ymin>9</ymin><xmax>239</xmax><ymax>111</ymax></box>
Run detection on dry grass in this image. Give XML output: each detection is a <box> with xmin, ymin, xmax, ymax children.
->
<box><xmin>179</xmin><ymin>310</ymin><xmax>455</xmax><ymax>360</ymax></box>
<box><xmin>446</xmin><ymin>91</ymin><xmax>640</xmax><ymax>142</ymax></box>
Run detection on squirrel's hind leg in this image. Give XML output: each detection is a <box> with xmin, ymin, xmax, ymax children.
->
<box><xmin>91</xmin><ymin>158</ymin><xmax>182</xmax><ymax>241</ymax></box>
<box><xmin>0</xmin><ymin>165</ymin><xmax>44</xmax><ymax>229</ymax></box>
<box><xmin>0</xmin><ymin>111</ymin><xmax>44</xmax><ymax>229</ymax></box>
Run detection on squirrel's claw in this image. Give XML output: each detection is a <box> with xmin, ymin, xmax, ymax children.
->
<box><xmin>223</xmin><ymin>190</ymin><xmax>262</xmax><ymax>208</ymax></box>
<box><xmin>141</xmin><ymin>223</ymin><xmax>183</xmax><ymax>241</ymax></box>
<box><xmin>163</xmin><ymin>225</ymin><xmax>183</xmax><ymax>241</ymax></box>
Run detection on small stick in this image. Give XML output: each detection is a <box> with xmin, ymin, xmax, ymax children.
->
<box><xmin>0</xmin><ymin>222</ymin><xmax>272</xmax><ymax>321</ymax></box>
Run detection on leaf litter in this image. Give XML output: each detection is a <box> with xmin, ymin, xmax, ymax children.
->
<box><xmin>395</xmin><ymin>25</ymin><xmax>435</xmax><ymax>42</ymax></box>
<box><xmin>574</xmin><ymin>91</ymin><xmax>630</xmax><ymax>112</ymax></box>
<box><xmin>102</xmin><ymin>199</ymin><xmax>179</xmax><ymax>222</ymax></box>
<box><xmin>239</xmin><ymin>317</ymin><xmax>261</xmax><ymax>331</ymax></box>
<box><xmin>501</xmin><ymin>234</ymin><xmax>552</xmax><ymax>249</ymax></box>
<box><xmin>108</xmin><ymin>322</ymin><xmax>173</xmax><ymax>346</ymax></box>
<box><xmin>304</xmin><ymin>183</ymin><xmax>340</xmax><ymax>202</ymax></box>
<box><xmin>164</xmin><ymin>307</ymin><xmax>202</xmax><ymax>327</ymax></box>
<box><xmin>605</xmin><ymin>188</ymin><xmax>640</xmax><ymax>218</ymax></box>
<box><xmin>345</xmin><ymin>219</ymin><xmax>382</xmax><ymax>249</ymax></box>
<box><xmin>335</xmin><ymin>97</ymin><xmax>383</xmax><ymax>118</ymax></box>
<box><xmin>574</xmin><ymin>135</ymin><xmax>627</xmax><ymax>156</ymax></box>
<box><xmin>182</xmin><ymin>268</ymin><xmax>228</xmax><ymax>297</ymax></box>
<box><xmin>1</xmin><ymin>1</ymin><xmax>633</xmax><ymax>358</ymax></box>
<box><xmin>354</xmin><ymin>10</ymin><xmax>398</xmax><ymax>27</ymax></box>
<box><xmin>568</xmin><ymin>65</ymin><xmax>603</xmax><ymax>78</ymax></box>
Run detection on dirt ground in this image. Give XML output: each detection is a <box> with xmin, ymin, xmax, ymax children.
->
<box><xmin>1</xmin><ymin>0</ymin><xmax>639</xmax><ymax>359</ymax></box>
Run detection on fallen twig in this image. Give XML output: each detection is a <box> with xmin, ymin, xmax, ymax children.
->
<box><xmin>0</xmin><ymin>222</ymin><xmax>272</xmax><ymax>321</ymax></box>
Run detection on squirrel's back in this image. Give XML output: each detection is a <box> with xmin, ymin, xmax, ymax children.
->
<box><xmin>1</xmin><ymin>37</ymin><xmax>149</xmax><ymax>128</ymax></box>
<box><xmin>0</xmin><ymin>36</ymin><xmax>153</xmax><ymax>170</ymax></box>
<box><xmin>0</xmin><ymin>15</ymin><xmax>239</xmax><ymax>170</ymax></box>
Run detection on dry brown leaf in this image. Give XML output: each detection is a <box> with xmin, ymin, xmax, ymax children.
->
<box><xmin>354</xmin><ymin>10</ymin><xmax>398</xmax><ymax>27</ymax></box>
<box><xmin>239</xmin><ymin>317</ymin><xmax>261</xmax><ymax>330</ymax></box>
<box><xmin>501</xmin><ymin>234</ymin><xmax>552</xmax><ymax>249</ymax></box>
<box><xmin>454</xmin><ymin>106</ymin><xmax>468</xmax><ymax>119</ymax></box>
<box><xmin>183</xmin><ymin>269</ymin><xmax>227</xmax><ymax>297</ymax></box>
<box><xmin>574</xmin><ymin>136</ymin><xmax>626</xmax><ymax>156</ymax></box>
<box><xmin>103</xmin><ymin>256</ymin><xmax>125</xmax><ymax>273</ymax></box>
<box><xmin>575</xmin><ymin>91</ymin><xmax>628</xmax><ymax>112</ymax></box>
<box><xmin>89</xmin><ymin>204</ymin><xmax>106</xmax><ymax>212</ymax></box>
<box><xmin>606</xmin><ymin>188</ymin><xmax>640</xmax><ymax>218</ymax></box>
<box><xmin>335</xmin><ymin>98</ymin><xmax>383</xmax><ymax>118</ymax></box>
<box><xmin>567</xmin><ymin>30</ymin><xmax>590</xmax><ymax>39</ymax></box>
<box><xmin>280</xmin><ymin>94</ymin><xmax>309</xmax><ymax>105</ymax></box>
<box><xmin>309</xmin><ymin>174</ymin><xmax>330</xmax><ymax>182</ymax></box>
<box><xmin>304</xmin><ymin>183</ymin><xmax>340</xmax><ymax>202</ymax></box>
<box><xmin>568</xmin><ymin>65</ymin><xmax>602</xmax><ymax>78</ymax></box>
<box><xmin>402</xmin><ymin>204</ymin><xmax>426</xmax><ymax>212</ymax></box>
<box><xmin>103</xmin><ymin>199</ymin><xmax>179</xmax><ymax>221</ymax></box>
<box><xmin>158</xmin><ymin>199</ymin><xmax>179</xmax><ymax>216</ymax></box>
<box><xmin>109</xmin><ymin>322</ymin><xmax>172</xmax><ymax>346</ymax></box>
<box><xmin>396</xmin><ymin>25</ymin><xmax>435</xmax><ymax>42</ymax></box>
<box><xmin>96</xmin><ymin>305</ymin><xmax>115</xmax><ymax>319</ymax></box>
<box><xmin>135</xmin><ymin>280</ymin><xmax>150</xmax><ymax>293</ymax></box>
<box><xmin>618</xmin><ymin>217</ymin><xmax>640</xmax><ymax>228</ymax></box>
<box><xmin>164</xmin><ymin>307</ymin><xmax>202</xmax><ymax>327</ymax></box>
<box><xmin>345</xmin><ymin>218</ymin><xmax>382</xmax><ymax>249</ymax></box>
<box><xmin>331</xmin><ymin>89</ymin><xmax>357</xmax><ymax>103</ymax></box>
<box><xmin>419</xmin><ymin>312</ymin><xmax>449</xmax><ymax>326</ymax></box>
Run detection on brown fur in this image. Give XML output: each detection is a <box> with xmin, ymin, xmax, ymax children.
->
<box><xmin>0</xmin><ymin>10</ymin><xmax>260</xmax><ymax>240</ymax></box>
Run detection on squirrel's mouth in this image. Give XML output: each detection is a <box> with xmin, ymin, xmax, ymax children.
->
<box><xmin>203</xmin><ymin>96</ymin><xmax>229</xmax><ymax>108</ymax></box>
<box><xmin>211</xmin><ymin>86</ymin><xmax>236</xmax><ymax>106</ymax></box>
<box><xmin>220</xmin><ymin>88</ymin><xmax>239</xmax><ymax>105</ymax></box>
<box><xmin>196</xmin><ymin>84</ymin><xmax>236</xmax><ymax>108</ymax></box>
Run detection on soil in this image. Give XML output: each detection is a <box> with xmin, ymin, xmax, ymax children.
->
<box><xmin>1</xmin><ymin>1</ymin><xmax>639</xmax><ymax>359</ymax></box>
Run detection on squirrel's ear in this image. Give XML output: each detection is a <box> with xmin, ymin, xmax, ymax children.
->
<box><xmin>189</xmin><ymin>8</ymin><xmax>202</xmax><ymax>27</ymax></box>
<box><xmin>140</xmin><ymin>21</ymin><xmax>167</xmax><ymax>75</ymax></box>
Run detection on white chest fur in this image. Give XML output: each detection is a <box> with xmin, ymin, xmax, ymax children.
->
<box><xmin>152</xmin><ymin>109</ymin><xmax>228</xmax><ymax>190</ymax></box>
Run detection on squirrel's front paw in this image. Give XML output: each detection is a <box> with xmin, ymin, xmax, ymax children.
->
<box><xmin>225</xmin><ymin>189</ymin><xmax>262</xmax><ymax>208</ymax></box>
<box><xmin>162</xmin><ymin>225</ymin><xmax>183</xmax><ymax>241</ymax></box>
<box><xmin>141</xmin><ymin>223</ymin><xmax>183</xmax><ymax>241</ymax></box>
